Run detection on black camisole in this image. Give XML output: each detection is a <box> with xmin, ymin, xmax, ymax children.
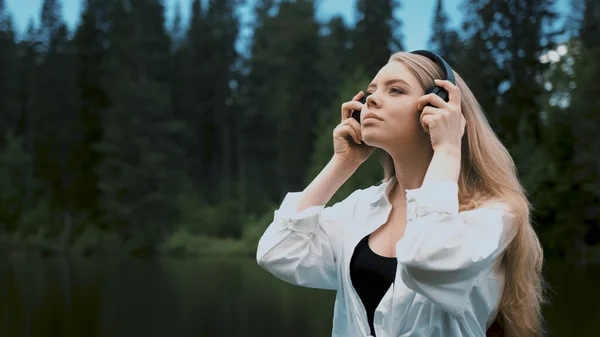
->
<box><xmin>350</xmin><ymin>234</ymin><xmax>398</xmax><ymax>337</ymax></box>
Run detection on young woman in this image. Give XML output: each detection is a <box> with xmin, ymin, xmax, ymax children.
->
<box><xmin>256</xmin><ymin>50</ymin><xmax>546</xmax><ymax>337</ymax></box>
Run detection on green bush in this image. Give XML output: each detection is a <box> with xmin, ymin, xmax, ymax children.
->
<box><xmin>175</xmin><ymin>192</ymin><xmax>243</xmax><ymax>238</ymax></box>
<box><xmin>241</xmin><ymin>208</ymin><xmax>274</xmax><ymax>253</ymax></box>
<box><xmin>160</xmin><ymin>229</ymin><xmax>252</xmax><ymax>257</ymax></box>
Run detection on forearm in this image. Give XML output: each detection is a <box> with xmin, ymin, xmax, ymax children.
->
<box><xmin>296</xmin><ymin>157</ymin><xmax>359</xmax><ymax>212</ymax></box>
<box><xmin>423</xmin><ymin>146</ymin><xmax>461</xmax><ymax>184</ymax></box>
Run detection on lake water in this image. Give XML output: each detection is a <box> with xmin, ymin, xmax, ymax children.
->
<box><xmin>0</xmin><ymin>256</ymin><xmax>598</xmax><ymax>337</ymax></box>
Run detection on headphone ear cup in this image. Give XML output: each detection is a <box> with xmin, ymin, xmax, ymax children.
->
<box><xmin>431</xmin><ymin>86</ymin><xmax>449</xmax><ymax>102</ymax></box>
<box><xmin>426</xmin><ymin>86</ymin><xmax>448</xmax><ymax>99</ymax></box>
<box><xmin>423</xmin><ymin>86</ymin><xmax>450</xmax><ymax>109</ymax></box>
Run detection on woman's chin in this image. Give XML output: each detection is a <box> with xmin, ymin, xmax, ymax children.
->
<box><xmin>361</xmin><ymin>135</ymin><xmax>378</xmax><ymax>148</ymax></box>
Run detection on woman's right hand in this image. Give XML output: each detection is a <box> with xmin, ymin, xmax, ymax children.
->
<box><xmin>333</xmin><ymin>91</ymin><xmax>376</xmax><ymax>165</ymax></box>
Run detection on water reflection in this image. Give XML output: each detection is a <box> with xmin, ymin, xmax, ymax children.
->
<box><xmin>0</xmin><ymin>256</ymin><xmax>598</xmax><ymax>337</ymax></box>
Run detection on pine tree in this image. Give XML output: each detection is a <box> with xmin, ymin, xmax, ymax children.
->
<box><xmin>32</xmin><ymin>0</ymin><xmax>80</xmax><ymax>236</ymax></box>
<box><xmin>171</xmin><ymin>0</ymin><xmax>210</xmax><ymax>197</ymax></box>
<box><xmin>238</xmin><ymin>0</ymin><xmax>328</xmax><ymax>213</ymax></box>
<box><xmin>427</xmin><ymin>0</ymin><xmax>461</xmax><ymax>66</ymax></box>
<box><xmin>454</xmin><ymin>5</ymin><xmax>503</xmax><ymax>118</ymax></box>
<box><xmin>70</xmin><ymin>0</ymin><xmax>110</xmax><ymax>220</ymax></box>
<box><xmin>202</xmin><ymin>0</ymin><xmax>239</xmax><ymax>202</ymax></box>
<box><xmin>568</xmin><ymin>0</ymin><xmax>600</xmax><ymax>249</ymax></box>
<box><xmin>318</xmin><ymin>16</ymin><xmax>354</xmax><ymax>108</ymax></box>
<box><xmin>460</xmin><ymin>0</ymin><xmax>567</xmax><ymax>258</ymax></box>
<box><xmin>40</xmin><ymin>0</ymin><xmax>63</xmax><ymax>50</ymax></box>
<box><xmin>353</xmin><ymin>0</ymin><xmax>404</xmax><ymax>78</ymax></box>
<box><xmin>0</xmin><ymin>0</ymin><xmax>19</xmax><ymax>142</ymax></box>
<box><xmin>235</xmin><ymin>0</ymin><xmax>278</xmax><ymax>214</ymax></box>
<box><xmin>97</xmin><ymin>0</ymin><xmax>184</xmax><ymax>253</ymax></box>
<box><xmin>169</xmin><ymin>0</ymin><xmax>242</xmax><ymax>237</ymax></box>
<box><xmin>170</xmin><ymin>0</ymin><xmax>184</xmax><ymax>49</ymax></box>
<box><xmin>463</xmin><ymin>0</ymin><xmax>559</xmax><ymax>145</ymax></box>
<box><xmin>14</xmin><ymin>20</ymin><xmax>40</xmax><ymax>211</ymax></box>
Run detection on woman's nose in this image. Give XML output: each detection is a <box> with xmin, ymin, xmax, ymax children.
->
<box><xmin>366</xmin><ymin>92</ymin><xmax>379</xmax><ymax>108</ymax></box>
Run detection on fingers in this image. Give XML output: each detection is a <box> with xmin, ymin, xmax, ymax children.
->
<box><xmin>335</xmin><ymin>124</ymin><xmax>361</xmax><ymax>144</ymax></box>
<box><xmin>341</xmin><ymin>91</ymin><xmax>365</xmax><ymax>120</ymax></box>
<box><xmin>419</xmin><ymin>106</ymin><xmax>440</xmax><ymax>134</ymax></box>
<box><xmin>434</xmin><ymin>79</ymin><xmax>461</xmax><ymax>106</ymax></box>
<box><xmin>416</xmin><ymin>93</ymin><xmax>447</xmax><ymax>112</ymax></box>
<box><xmin>343</xmin><ymin>117</ymin><xmax>363</xmax><ymax>143</ymax></box>
<box><xmin>352</xmin><ymin>91</ymin><xmax>365</xmax><ymax>101</ymax></box>
<box><xmin>336</xmin><ymin>117</ymin><xmax>362</xmax><ymax>144</ymax></box>
<box><xmin>341</xmin><ymin>101</ymin><xmax>364</xmax><ymax>120</ymax></box>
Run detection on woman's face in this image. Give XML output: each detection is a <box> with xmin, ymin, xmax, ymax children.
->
<box><xmin>361</xmin><ymin>61</ymin><xmax>429</xmax><ymax>152</ymax></box>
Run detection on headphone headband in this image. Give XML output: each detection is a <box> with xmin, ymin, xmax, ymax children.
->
<box><xmin>409</xmin><ymin>50</ymin><xmax>456</xmax><ymax>85</ymax></box>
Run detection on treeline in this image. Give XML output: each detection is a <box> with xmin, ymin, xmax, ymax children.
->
<box><xmin>0</xmin><ymin>0</ymin><xmax>598</xmax><ymax>261</ymax></box>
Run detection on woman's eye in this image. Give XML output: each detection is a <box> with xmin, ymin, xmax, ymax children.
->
<box><xmin>391</xmin><ymin>88</ymin><xmax>404</xmax><ymax>94</ymax></box>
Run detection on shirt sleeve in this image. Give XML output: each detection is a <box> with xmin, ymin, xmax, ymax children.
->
<box><xmin>395</xmin><ymin>181</ymin><xmax>518</xmax><ymax>316</ymax></box>
<box><xmin>256</xmin><ymin>189</ymin><xmax>362</xmax><ymax>290</ymax></box>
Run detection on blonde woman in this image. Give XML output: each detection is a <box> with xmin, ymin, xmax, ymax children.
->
<box><xmin>256</xmin><ymin>50</ymin><xmax>546</xmax><ymax>337</ymax></box>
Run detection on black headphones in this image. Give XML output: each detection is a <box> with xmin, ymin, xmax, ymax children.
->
<box><xmin>351</xmin><ymin>50</ymin><xmax>456</xmax><ymax>124</ymax></box>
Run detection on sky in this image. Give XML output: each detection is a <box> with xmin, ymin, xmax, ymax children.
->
<box><xmin>5</xmin><ymin>0</ymin><xmax>569</xmax><ymax>53</ymax></box>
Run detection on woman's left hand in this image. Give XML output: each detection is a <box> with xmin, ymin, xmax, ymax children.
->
<box><xmin>416</xmin><ymin>79</ymin><xmax>466</xmax><ymax>152</ymax></box>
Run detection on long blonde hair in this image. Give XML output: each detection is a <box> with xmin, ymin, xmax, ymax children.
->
<box><xmin>382</xmin><ymin>52</ymin><xmax>548</xmax><ymax>337</ymax></box>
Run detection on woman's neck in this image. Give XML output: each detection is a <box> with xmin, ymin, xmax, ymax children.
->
<box><xmin>388</xmin><ymin>145</ymin><xmax>434</xmax><ymax>204</ymax></box>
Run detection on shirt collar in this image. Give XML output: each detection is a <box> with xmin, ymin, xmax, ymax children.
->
<box><xmin>369</xmin><ymin>176</ymin><xmax>397</xmax><ymax>205</ymax></box>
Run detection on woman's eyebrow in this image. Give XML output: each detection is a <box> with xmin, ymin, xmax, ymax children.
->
<box><xmin>367</xmin><ymin>79</ymin><xmax>411</xmax><ymax>89</ymax></box>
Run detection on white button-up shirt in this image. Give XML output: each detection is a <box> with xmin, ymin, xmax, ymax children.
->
<box><xmin>256</xmin><ymin>178</ymin><xmax>518</xmax><ymax>337</ymax></box>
